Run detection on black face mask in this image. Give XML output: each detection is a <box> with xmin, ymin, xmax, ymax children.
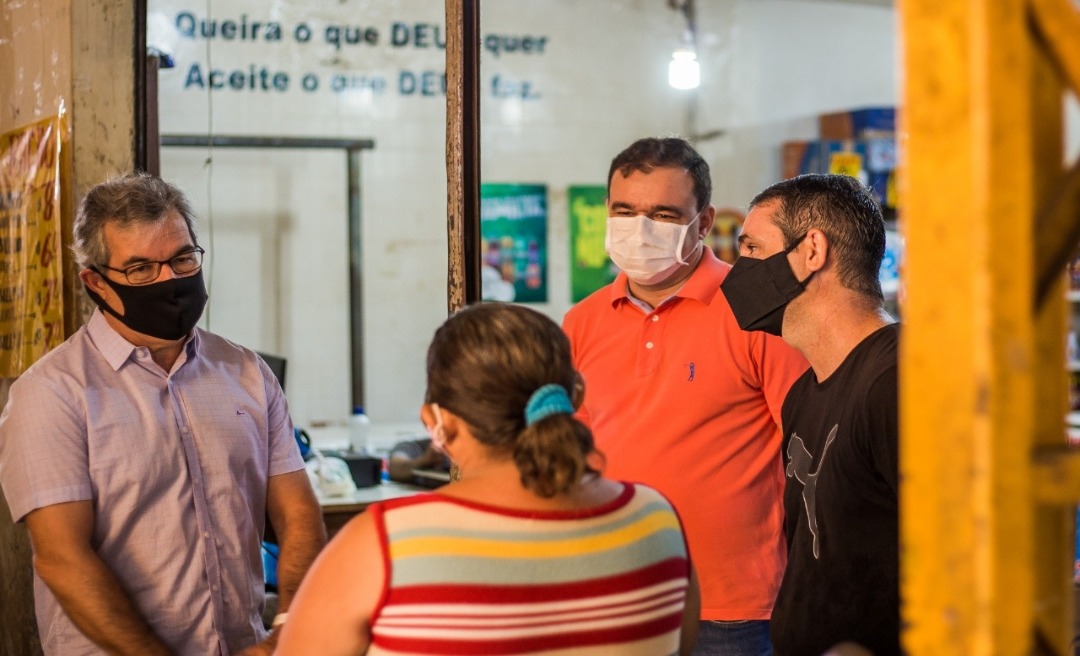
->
<box><xmin>720</xmin><ymin>235</ymin><xmax>812</xmax><ymax>336</ymax></box>
<box><xmin>86</xmin><ymin>269</ymin><xmax>209</xmax><ymax>341</ymax></box>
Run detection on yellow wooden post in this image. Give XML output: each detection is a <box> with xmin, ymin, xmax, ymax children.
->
<box><xmin>900</xmin><ymin>1</ymin><xmax>1035</xmax><ymax>653</ymax></box>
<box><xmin>1028</xmin><ymin>4</ymin><xmax>1072</xmax><ymax>651</ymax></box>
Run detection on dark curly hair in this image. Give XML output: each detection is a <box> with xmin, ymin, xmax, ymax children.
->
<box><xmin>425</xmin><ymin>303</ymin><xmax>599</xmax><ymax>498</ymax></box>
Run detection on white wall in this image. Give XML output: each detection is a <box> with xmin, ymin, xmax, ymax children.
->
<box><xmin>149</xmin><ymin>0</ymin><xmax>898</xmax><ymax>427</ymax></box>
<box><xmin>698</xmin><ymin>0</ymin><xmax>897</xmax><ymax>205</ymax></box>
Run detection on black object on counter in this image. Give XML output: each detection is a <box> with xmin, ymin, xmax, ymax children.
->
<box><xmin>325</xmin><ymin>451</ymin><xmax>383</xmax><ymax>488</ymax></box>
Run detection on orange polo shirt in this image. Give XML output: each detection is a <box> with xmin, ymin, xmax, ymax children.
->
<box><xmin>563</xmin><ymin>249</ymin><xmax>809</xmax><ymax>620</ymax></box>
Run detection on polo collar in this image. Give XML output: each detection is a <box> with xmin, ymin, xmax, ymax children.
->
<box><xmin>608</xmin><ymin>249</ymin><xmax>726</xmax><ymax>308</ymax></box>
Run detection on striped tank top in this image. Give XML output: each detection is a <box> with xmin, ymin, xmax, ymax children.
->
<box><xmin>366</xmin><ymin>482</ymin><xmax>690</xmax><ymax>655</ymax></box>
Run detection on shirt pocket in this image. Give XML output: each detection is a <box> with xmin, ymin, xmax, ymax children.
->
<box><xmin>84</xmin><ymin>385</ymin><xmax>176</xmax><ymax>477</ymax></box>
<box><xmin>182</xmin><ymin>386</ymin><xmax>269</xmax><ymax>485</ymax></box>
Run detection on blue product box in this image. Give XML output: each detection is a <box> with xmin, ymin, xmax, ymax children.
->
<box><xmin>865</xmin><ymin>138</ymin><xmax>897</xmax><ymax>173</ymax></box>
<box><xmin>819</xmin><ymin>107</ymin><xmax>896</xmax><ymax>140</ymax></box>
<box><xmin>879</xmin><ymin>229</ymin><xmax>902</xmax><ymax>297</ymax></box>
<box><xmin>798</xmin><ymin>140</ymin><xmax>870</xmax><ymax>176</ymax></box>
<box><xmin>850</xmin><ymin>107</ymin><xmax>895</xmax><ymax>135</ymax></box>
<box><xmin>867</xmin><ymin>171</ymin><xmax>890</xmax><ymax>207</ymax></box>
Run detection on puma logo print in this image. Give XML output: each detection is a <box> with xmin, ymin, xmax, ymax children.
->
<box><xmin>686</xmin><ymin>362</ymin><xmax>695</xmax><ymax>381</ymax></box>
<box><xmin>786</xmin><ymin>424</ymin><xmax>838</xmax><ymax>559</ymax></box>
<box><xmin>236</xmin><ymin>410</ymin><xmax>246</xmax><ymax>416</ymax></box>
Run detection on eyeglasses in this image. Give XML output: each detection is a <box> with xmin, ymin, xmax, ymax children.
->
<box><xmin>97</xmin><ymin>247</ymin><xmax>205</xmax><ymax>285</ymax></box>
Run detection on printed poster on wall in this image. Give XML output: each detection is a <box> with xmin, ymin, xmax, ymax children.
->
<box><xmin>480</xmin><ymin>183</ymin><xmax>548</xmax><ymax>304</ymax></box>
<box><xmin>568</xmin><ymin>185</ymin><xmax>616</xmax><ymax>302</ymax></box>
<box><xmin>0</xmin><ymin>115</ymin><xmax>65</xmax><ymax>377</ymax></box>
<box><xmin>708</xmin><ymin>207</ymin><xmax>745</xmax><ymax>265</ymax></box>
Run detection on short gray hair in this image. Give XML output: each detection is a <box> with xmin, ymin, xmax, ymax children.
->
<box><xmin>73</xmin><ymin>172</ymin><xmax>199</xmax><ymax>269</ymax></box>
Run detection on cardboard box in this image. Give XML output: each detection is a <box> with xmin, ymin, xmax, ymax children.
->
<box><xmin>781</xmin><ymin>141</ymin><xmax>810</xmax><ymax>179</ymax></box>
<box><xmin>818</xmin><ymin>107</ymin><xmax>895</xmax><ymax>140</ymax></box>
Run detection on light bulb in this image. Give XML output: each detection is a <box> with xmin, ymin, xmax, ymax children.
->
<box><xmin>668</xmin><ymin>49</ymin><xmax>700</xmax><ymax>90</ymax></box>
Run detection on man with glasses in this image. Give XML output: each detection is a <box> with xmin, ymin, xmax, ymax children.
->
<box><xmin>0</xmin><ymin>172</ymin><xmax>326</xmax><ymax>655</ymax></box>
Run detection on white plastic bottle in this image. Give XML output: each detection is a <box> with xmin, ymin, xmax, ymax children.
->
<box><xmin>348</xmin><ymin>406</ymin><xmax>371</xmax><ymax>454</ymax></box>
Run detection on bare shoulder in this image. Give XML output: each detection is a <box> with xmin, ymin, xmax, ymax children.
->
<box><xmin>581</xmin><ymin>477</ymin><xmax>627</xmax><ymax>505</ymax></box>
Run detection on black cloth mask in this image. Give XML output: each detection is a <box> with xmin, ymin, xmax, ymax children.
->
<box><xmin>720</xmin><ymin>235</ymin><xmax>812</xmax><ymax>336</ymax></box>
<box><xmin>86</xmin><ymin>269</ymin><xmax>209</xmax><ymax>341</ymax></box>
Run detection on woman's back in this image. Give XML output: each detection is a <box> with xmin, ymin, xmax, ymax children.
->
<box><xmin>367</xmin><ymin>482</ymin><xmax>690</xmax><ymax>655</ymax></box>
<box><xmin>277</xmin><ymin>304</ymin><xmax>699</xmax><ymax>655</ymax></box>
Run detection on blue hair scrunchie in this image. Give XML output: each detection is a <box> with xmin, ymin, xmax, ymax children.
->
<box><xmin>524</xmin><ymin>384</ymin><xmax>575</xmax><ymax>427</ymax></box>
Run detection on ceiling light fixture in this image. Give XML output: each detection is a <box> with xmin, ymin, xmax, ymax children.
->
<box><xmin>669</xmin><ymin>48</ymin><xmax>700</xmax><ymax>90</ymax></box>
<box><xmin>667</xmin><ymin>0</ymin><xmax>700</xmax><ymax>90</ymax></box>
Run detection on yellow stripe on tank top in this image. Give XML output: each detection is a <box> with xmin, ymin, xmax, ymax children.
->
<box><xmin>389</xmin><ymin>510</ymin><xmax>682</xmax><ymax>560</ymax></box>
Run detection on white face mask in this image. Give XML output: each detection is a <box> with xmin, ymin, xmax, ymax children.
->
<box><xmin>604</xmin><ymin>212</ymin><xmax>703</xmax><ymax>285</ymax></box>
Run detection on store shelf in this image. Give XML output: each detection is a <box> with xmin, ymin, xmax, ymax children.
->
<box><xmin>1069</xmin><ymin>361</ymin><xmax>1080</xmax><ymax>372</ymax></box>
<box><xmin>1068</xmin><ymin>290</ymin><xmax>1080</xmax><ymax>302</ymax></box>
<box><xmin>1069</xmin><ymin>412</ymin><xmax>1080</xmax><ymax>428</ymax></box>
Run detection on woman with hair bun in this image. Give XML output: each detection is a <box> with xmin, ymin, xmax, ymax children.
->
<box><xmin>278</xmin><ymin>303</ymin><xmax>699</xmax><ymax>655</ymax></box>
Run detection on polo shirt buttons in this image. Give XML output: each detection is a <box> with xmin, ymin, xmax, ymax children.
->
<box><xmin>651</xmin><ymin>315</ymin><xmax>659</xmax><ymax>322</ymax></box>
<box><xmin>645</xmin><ymin>341</ymin><xmax>654</xmax><ymax>349</ymax></box>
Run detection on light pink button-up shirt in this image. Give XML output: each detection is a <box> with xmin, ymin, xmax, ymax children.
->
<box><xmin>0</xmin><ymin>310</ymin><xmax>304</xmax><ymax>655</ymax></box>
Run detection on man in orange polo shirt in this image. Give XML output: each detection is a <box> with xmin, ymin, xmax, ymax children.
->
<box><xmin>563</xmin><ymin>137</ymin><xmax>808</xmax><ymax>655</ymax></box>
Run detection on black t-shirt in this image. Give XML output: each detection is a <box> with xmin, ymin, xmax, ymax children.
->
<box><xmin>771</xmin><ymin>324</ymin><xmax>900</xmax><ymax>656</ymax></box>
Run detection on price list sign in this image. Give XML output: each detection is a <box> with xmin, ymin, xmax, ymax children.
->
<box><xmin>0</xmin><ymin>115</ymin><xmax>65</xmax><ymax>376</ymax></box>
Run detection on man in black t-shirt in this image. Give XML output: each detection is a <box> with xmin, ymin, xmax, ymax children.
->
<box><xmin>721</xmin><ymin>174</ymin><xmax>900</xmax><ymax>656</ymax></box>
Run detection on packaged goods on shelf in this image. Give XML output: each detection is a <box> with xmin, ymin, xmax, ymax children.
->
<box><xmin>818</xmin><ymin>106</ymin><xmax>896</xmax><ymax>140</ymax></box>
